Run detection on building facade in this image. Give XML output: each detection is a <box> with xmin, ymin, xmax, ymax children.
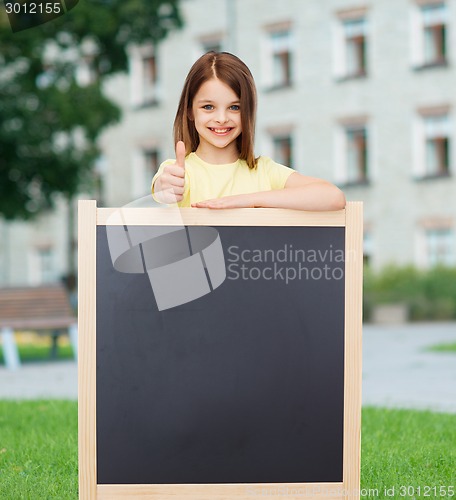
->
<box><xmin>0</xmin><ymin>199</ymin><xmax>71</xmax><ymax>287</ymax></box>
<box><xmin>1</xmin><ymin>0</ymin><xmax>455</xmax><ymax>286</ymax></box>
<box><xmin>100</xmin><ymin>0</ymin><xmax>456</xmax><ymax>269</ymax></box>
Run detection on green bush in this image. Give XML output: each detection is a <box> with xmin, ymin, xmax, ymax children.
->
<box><xmin>363</xmin><ymin>264</ymin><xmax>456</xmax><ymax>322</ymax></box>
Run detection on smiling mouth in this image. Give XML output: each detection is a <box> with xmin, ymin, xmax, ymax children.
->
<box><xmin>209</xmin><ymin>127</ymin><xmax>233</xmax><ymax>135</ymax></box>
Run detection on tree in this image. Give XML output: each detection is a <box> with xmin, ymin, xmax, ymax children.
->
<box><xmin>0</xmin><ymin>0</ymin><xmax>183</xmax><ymax>220</ymax></box>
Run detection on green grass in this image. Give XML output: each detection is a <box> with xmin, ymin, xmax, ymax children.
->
<box><xmin>0</xmin><ymin>343</ymin><xmax>74</xmax><ymax>365</ymax></box>
<box><xmin>0</xmin><ymin>400</ymin><xmax>78</xmax><ymax>499</ymax></box>
<box><xmin>361</xmin><ymin>407</ymin><xmax>456</xmax><ymax>498</ymax></box>
<box><xmin>0</xmin><ymin>403</ymin><xmax>455</xmax><ymax>499</ymax></box>
<box><xmin>427</xmin><ymin>341</ymin><xmax>456</xmax><ymax>353</ymax></box>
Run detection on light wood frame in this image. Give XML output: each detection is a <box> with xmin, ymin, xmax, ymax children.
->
<box><xmin>78</xmin><ymin>201</ymin><xmax>363</xmax><ymax>500</ymax></box>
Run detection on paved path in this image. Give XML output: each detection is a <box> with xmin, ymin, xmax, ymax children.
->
<box><xmin>0</xmin><ymin>359</ymin><xmax>77</xmax><ymax>400</ymax></box>
<box><xmin>0</xmin><ymin>322</ymin><xmax>455</xmax><ymax>413</ymax></box>
<box><xmin>362</xmin><ymin>322</ymin><xmax>456</xmax><ymax>413</ymax></box>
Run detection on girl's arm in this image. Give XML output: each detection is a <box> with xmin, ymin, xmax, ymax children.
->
<box><xmin>192</xmin><ymin>172</ymin><xmax>346</xmax><ymax>211</ymax></box>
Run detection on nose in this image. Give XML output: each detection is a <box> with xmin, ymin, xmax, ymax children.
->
<box><xmin>215</xmin><ymin>109</ymin><xmax>228</xmax><ymax>123</ymax></box>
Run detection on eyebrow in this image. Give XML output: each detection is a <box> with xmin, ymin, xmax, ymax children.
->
<box><xmin>196</xmin><ymin>100</ymin><xmax>240</xmax><ymax>104</ymax></box>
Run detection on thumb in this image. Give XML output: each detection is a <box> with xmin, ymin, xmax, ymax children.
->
<box><xmin>175</xmin><ymin>141</ymin><xmax>186</xmax><ymax>169</ymax></box>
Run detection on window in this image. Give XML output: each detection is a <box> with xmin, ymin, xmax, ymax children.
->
<box><xmin>272</xmin><ymin>135</ymin><xmax>294</xmax><ymax>168</ymax></box>
<box><xmin>344</xmin><ymin>18</ymin><xmax>367</xmax><ymax>77</ymax></box>
<box><xmin>334</xmin><ymin>10</ymin><xmax>368</xmax><ymax>79</ymax></box>
<box><xmin>262</xmin><ymin>25</ymin><xmax>293</xmax><ymax>89</ymax></box>
<box><xmin>29</xmin><ymin>246</ymin><xmax>56</xmax><ymax>285</ymax></box>
<box><xmin>195</xmin><ymin>33</ymin><xmax>225</xmax><ymax>61</ymax></box>
<box><xmin>141</xmin><ymin>54</ymin><xmax>158</xmax><ymax>103</ymax></box>
<box><xmin>426</xmin><ymin>228</ymin><xmax>455</xmax><ymax>266</ymax></box>
<box><xmin>347</xmin><ymin>126</ymin><xmax>368</xmax><ymax>182</ymax></box>
<box><xmin>201</xmin><ymin>38</ymin><xmax>223</xmax><ymax>54</ymax></box>
<box><xmin>129</xmin><ymin>45</ymin><xmax>161</xmax><ymax>107</ymax></box>
<box><xmin>39</xmin><ymin>247</ymin><xmax>54</xmax><ymax>283</ymax></box>
<box><xmin>271</xmin><ymin>31</ymin><xmax>292</xmax><ymax>87</ymax></box>
<box><xmin>132</xmin><ymin>147</ymin><xmax>161</xmax><ymax>198</ymax></box>
<box><xmin>336</xmin><ymin>121</ymin><xmax>369</xmax><ymax>185</ymax></box>
<box><xmin>414</xmin><ymin>110</ymin><xmax>451</xmax><ymax>178</ymax></box>
<box><xmin>423</xmin><ymin>5</ymin><xmax>447</xmax><ymax>64</ymax></box>
<box><xmin>425</xmin><ymin>114</ymin><xmax>450</xmax><ymax>176</ymax></box>
<box><xmin>144</xmin><ymin>149</ymin><xmax>160</xmax><ymax>180</ymax></box>
<box><xmin>412</xmin><ymin>2</ymin><xmax>448</xmax><ymax>68</ymax></box>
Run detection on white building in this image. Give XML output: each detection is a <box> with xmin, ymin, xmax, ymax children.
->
<box><xmin>1</xmin><ymin>0</ymin><xmax>455</xmax><ymax>286</ymax></box>
<box><xmin>0</xmin><ymin>199</ymin><xmax>71</xmax><ymax>286</ymax></box>
<box><xmin>100</xmin><ymin>0</ymin><xmax>456</xmax><ymax>269</ymax></box>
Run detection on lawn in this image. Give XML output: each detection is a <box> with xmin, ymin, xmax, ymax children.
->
<box><xmin>0</xmin><ymin>400</ymin><xmax>78</xmax><ymax>499</ymax></box>
<box><xmin>427</xmin><ymin>341</ymin><xmax>456</xmax><ymax>353</ymax></box>
<box><xmin>0</xmin><ymin>340</ymin><xmax>74</xmax><ymax>365</ymax></box>
<box><xmin>361</xmin><ymin>407</ymin><xmax>456</xmax><ymax>498</ymax></box>
<box><xmin>0</xmin><ymin>402</ymin><xmax>454</xmax><ymax>499</ymax></box>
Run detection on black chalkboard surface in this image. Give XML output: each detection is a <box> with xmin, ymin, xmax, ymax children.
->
<box><xmin>78</xmin><ymin>202</ymin><xmax>363</xmax><ymax>499</ymax></box>
<box><xmin>96</xmin><ymin>225</ymin><xmax>345</xmax><ymax>485</ymax></box>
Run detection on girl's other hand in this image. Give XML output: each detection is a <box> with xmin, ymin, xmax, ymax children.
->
<box><xmin>192</xmin><ymin>193</ymin><xmax>256</xmax><ymax>209</ymax></box>
<box><xmin>154</xmin><ymin>141</ymin><xmax>186</xmax><ymax>203</ymax></box>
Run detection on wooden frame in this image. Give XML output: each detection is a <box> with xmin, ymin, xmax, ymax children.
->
<box><xmin>78</xmin><ymin>201</ymin><xmax>363</xmax><ymax>500</ymax></box>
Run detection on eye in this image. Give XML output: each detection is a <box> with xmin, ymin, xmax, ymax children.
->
<box><xmin>202</xmin><ymin>104</ymin><xmax>213</xmax><ymax>110</ymax></box>
<box><xmin>230</xmin><ymin>105</ymin><xmax>240</xmax><ymax>111</ymax></box>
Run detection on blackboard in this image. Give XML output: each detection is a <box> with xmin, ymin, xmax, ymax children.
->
<box><xmin>78</xmin><ymin>203</ymin><xmax>363</xmax><ymax>499</ymax></box>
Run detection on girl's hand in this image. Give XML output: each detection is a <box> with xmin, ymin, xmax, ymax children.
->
<box><xmin>192</xmin><ymin>193</ymin><xmax>256</xmax><ymax>209</ymax></box>
<box><xmin>154</xmin><ymin>141</ymin><xmax>186</xmax><ymax>203</ymax></box>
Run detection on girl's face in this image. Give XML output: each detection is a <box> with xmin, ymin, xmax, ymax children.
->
<box><xmin>191</xmin><ymin>78</ymin><xmax>242</xmax><ymax>163</ymax></box>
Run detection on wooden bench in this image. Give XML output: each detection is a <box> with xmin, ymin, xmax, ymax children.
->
<box><xmin>0</xmin><ymin>284</ymin><xmax>77</xmax><ymax>369</ymax></box>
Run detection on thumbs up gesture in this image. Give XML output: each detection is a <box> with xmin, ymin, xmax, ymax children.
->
<box><xmin>154</xmin><ymin>141</ymin><xmax>186</xmax><ymax>203</ymax></box>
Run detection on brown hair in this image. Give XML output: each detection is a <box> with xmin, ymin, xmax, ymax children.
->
<box><xmin>173</xmin><ymin>51</ymin><xmax>258</xmax><ymax>169</ymax></box>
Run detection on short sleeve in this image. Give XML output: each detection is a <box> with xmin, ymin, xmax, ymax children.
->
<box><xmin>260</xmin><ymin>156</ymin><xmax>294</xmax><ymax>190</ymax></box>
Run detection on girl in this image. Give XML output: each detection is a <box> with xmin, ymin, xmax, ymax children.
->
<box><xmin>152</xmin><ymin>52</ymin><xmax>346</xmax><ymax>211</ymax></box>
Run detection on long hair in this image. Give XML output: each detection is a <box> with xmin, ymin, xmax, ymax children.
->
<box><xmin>173</xmin><ymin>52</ymin><xmax>258</xmax><ymax>169</ymax></box>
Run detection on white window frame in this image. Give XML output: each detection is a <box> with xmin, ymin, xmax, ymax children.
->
<box><xmin>427</xmin><ymin>227</ymin><xmax>455</xmax><ymax>266</ymax></box>
<box><xmin>333</xmin><ymin>8</ymin><xmax>368</xmax><ymax>79</ymax></box>
<box><xmin>131</xmin><ymin>147</ymin><xmax>161</xmax><ymax>199</ymax></box>
<box><xmin>128</xmin><ymin>44</ymin><xmax>161</xmax><ymax>107</ymax></box>
<box><xmin>199</xmin><ymin>33</ymin><xmax>225</xmax><ymax>54</ymax></box>
<box><xmin>334</xmin><ymin>119</ymin><xmax>369</xmax><ymax>185</ymax></box>
<box><xmin>417</xmin><ymin>226</ymin><xmax>456</xmax><ymax>267</ymax></box>
<box><xmin>410</xmin><ymin>1</ymin><xmax>448</xmax><ymax>67</ymax></box>
<box><xmin>272</xmin><ymin>134</ymin><xmax>294</xmax><ymax>168</ymax></box>
<box><xmin>261</xmin><ymin>22</ymin><xmax>294</xmax><ymax>90</ymax></box>
<box><xmin>413</xmin><ymin>108</ymin><xmax>451</xmax><ymax>178</ymax></box>
<box><xmin>28</xmin><ymin>245</ymin><xmax>56</xmax><ymax>285</ymax></box>
<box><xmin>192</xmin><ymin>33</ymin><xmax>225</xmax><ymax>63</ymax></box>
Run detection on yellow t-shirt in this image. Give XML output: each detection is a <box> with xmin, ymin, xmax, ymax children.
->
<box><xmin>151</xmin><ymin>153</ymin><xmax>294</xmax><ymax>207</ymax></box>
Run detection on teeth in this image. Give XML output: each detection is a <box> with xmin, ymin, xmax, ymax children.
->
<box><xmin>211</xmin><ymin>128</ymin><xmax>231</xmax><ymax>133</ymax></box>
